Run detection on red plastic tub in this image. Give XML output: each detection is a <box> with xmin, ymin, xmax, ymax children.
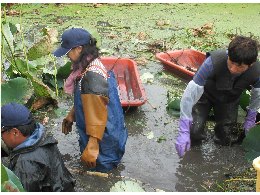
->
<box><xmin>100</xmin><ymin>57</ymin><xmax>147</xmax><ymax>107</ymax></box>
<box><xmin>156</xmin><ymin>49</ymin><xmax>206</xmax><ymax>81</ymax></box>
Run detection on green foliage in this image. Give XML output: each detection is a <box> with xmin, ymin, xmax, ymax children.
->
<box><xmin>43</xmin><ymin>61</ymin><xmax>72</xmax><ymax>89</ymax></box>
<box><xmin>1</xmin><ymin>77</ymin><xmax>33</xmax><ymax>105</ymax></box>
<box><xmin>28</xmin><ymin>74</ymin><xmax>55</xmax><ymax>98</ymax></box>
<box><xmin>14</xmin><ymin>58</ymin><xmax>38</xmax><ymax>77</ymax></box>
<box><xmin>242</xmin><ymin>125</ymin><xmax>260</xmax><ymax>161</ymax></box>
<box><xmin>239</xmin><ymin>90</ymin><xmax>250</xmax><ymax>111</ymax></box>
<box><xmin>1</xmin><ymin>21</ymin><xmax>15</xmax><ymax>55</ymax></box>
<box><xmin>168</xmin><ymin>98</ymin><xmax>180</xmax><ymax>111</ymax></box>
<box><xmin>1</xmin><ymin>164</ymin><xmax>25</xmax><ymax>192</ymax></box>
<box><xmin>27</xmin><ymin>37</ymin><xmax>53</xmax><ymax>61</ymax></box>
<box><xmin>167</xmin><ymin>89</ymin><xmax>181</xmax><ymax>117</ymax></box>
<box><xmin>1</xmin><ymin>19</ymin><xmax>65</xmax><ymax>107</ymax></box>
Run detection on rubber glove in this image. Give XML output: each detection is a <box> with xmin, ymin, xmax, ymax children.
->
<box><xmin>175</xmin><ymin>118</ymin><xmax>192</xmax><ymax>157</ymax></box>
<box><xmin>62</xmin><ymin>107</ymin><xmax>75</xmax><ymax>135</ymax></box>
<box><xmin>243</xmin><ymin>109</ymin><xmax>257</xmax><ymax>134</ymax></box>
<box><xmin>81</xmin><ymin>136</ymin><xmax>99</xmax><ymax>168</ymax></box>
<box><xmin>62</xmin><ymin>119</ymin><xmax>73</xmax><ymax>135</ymax></box>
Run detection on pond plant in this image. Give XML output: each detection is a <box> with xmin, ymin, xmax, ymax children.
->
<box><xmin>1</xmin><ymin>8</ymin><xmax>71</xmax><ymax>110</ymax></box>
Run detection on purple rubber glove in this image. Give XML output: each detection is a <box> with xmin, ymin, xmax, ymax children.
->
<box><xmin>243</xmin><ymin>109</ymin><xmax>257</xmax><ymax>134</ymax></box>
<box><xmin>175</xmin><ymin>118</ymin><xmax>192</xmax><ymax>157</ymax></box>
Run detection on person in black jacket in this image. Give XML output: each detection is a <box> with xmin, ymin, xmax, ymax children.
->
<box><xmin>1</xmin><ymin>102</ymin><xmax>75</xmax><ymax>192</ymax></box>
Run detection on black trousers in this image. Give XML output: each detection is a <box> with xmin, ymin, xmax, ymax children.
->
<box><xmin>190</xmin><ymin>94</ymin><xmax>242</xmax><ymax>145</ymax></box>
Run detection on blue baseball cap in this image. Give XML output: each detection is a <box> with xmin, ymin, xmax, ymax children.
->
<box><xmin>1</xmin><ymin>102</ymin><xmax>32</xmax><ymax>128</ymax></box>
<box><xmin>53</xmin><ymin>27</ymin><xmax>91</xmax><ymax>57</ymax></box>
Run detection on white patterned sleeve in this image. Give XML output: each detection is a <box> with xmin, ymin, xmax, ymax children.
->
<box><xmin>180</xmin><ymin>80</ymin><xmax>204</xmax><ymax>120</ymax></box>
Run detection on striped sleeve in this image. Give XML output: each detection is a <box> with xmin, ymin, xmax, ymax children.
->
<box><xmin>193</xmin><ymin>56</ymin><xmax>214</xmax><ymax>86</ymax></box>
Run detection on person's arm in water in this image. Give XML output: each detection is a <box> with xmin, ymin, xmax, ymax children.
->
<box><xmin>175</xmin><ymin>57</ymin><xmax>213</xmax><ymax>157</ymax></box>
<box><xmin>244</xmin><ymin>78</ymin><xmax>260</xmax><ymax>134</ymax></box>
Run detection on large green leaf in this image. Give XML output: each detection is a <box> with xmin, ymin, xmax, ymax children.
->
<box><xmin>28</xmin><ymin>74</ymin><xmax>56</xmax><ymax>98</ymax></box>
<box><xmin>27</xmin><ymin>36</ymin><xmax>53</xmax><ymax>61</ymax></box>
<box><xmin>168</xmin><ymin>98</ymin><xmax>180</xmax><ymax>110</ymax></box>
<box><xmin>242</xmin><ymin>125</ymin><xmax>260</xmax><ymax>161</ymax></box>
<box><xmin>239</xmin><ymin>90</ymin><xmax>250</xmax><ymax>111</ymax></box>
<box><xmin>110</xmin><ymin>180</ymin><xmax>145</xmax><ymax>192</ymax></box>
<box><xmin>1</xmin><ymin>77</ymin><xmax>33</xmax><ymax>105</ymax></box>
<box><xmin>1</xmin><ymin>164</ymin><xmax>25</xmax><ymax>192</ymax></box>
<box><xmin>42</xmin><ymin>61</ymin><xmax>72</xmax><ymax>89</ymax></box>
<box><xmin>56</xmin><ymin>61</ymin><xmax>72</xmax><ymax>79</ymax></box>
<box><xmin>1</xmin><ymin>22</ymin><xmax>14</xmax><ymax>55</ymax></box>
<box><xmin>1</xmin><ymin>164</ymin><xmax>8</xmax><ymax>184</ymax></box>
<box><xmin>27</xmin><ymin>28</ymin><xmax>58</xmax><ymax>61</ymax></box>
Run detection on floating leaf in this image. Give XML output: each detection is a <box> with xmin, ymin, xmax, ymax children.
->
<box><xmin>167</xmin><ymin>98</ymin><xmax>180</xmax><ymax>110</ymax></box>
<box><xmin>140</xmin><ymin>72</ymin><xmax>154</xmax><ymax>83</ymax></box>
<box><xmin>242</xmin><ymin>125</ymin><xmax>260</xmax><ymax>161</ymax></box>
<box><xmin>239</xmin><ymin>90</ymin><xmax>250</xmax><ymax>111</ymax></box>
<box><xmin>145</xmin><ymin>131</ymin><xmax>154</xmax><ymax>139</ymax></box>
<box><xmin>157</xmin><ymin>136</ymin><xmax>167</xmax><ymax>143</ymax></box>
<box><xmin>1</xmin><ymin>77</ymin><xmax>33</xmax><ymax>105</ymax></box>
<box><xmin>110</xmin><ymin>180</ymin><xmax>145</xmax><ymax>192</ymax></box>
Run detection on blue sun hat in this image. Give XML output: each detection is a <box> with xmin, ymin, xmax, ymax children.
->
<box><xmin>53</xmin><ymin>27</ymin><xmax>91</xmax><ymax>57</ymax></box>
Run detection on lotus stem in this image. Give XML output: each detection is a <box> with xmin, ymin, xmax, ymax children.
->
<box><xmin>19</xmin><ymin>4</ymin><xmax>29</xmax><ymax>72</ymax></box>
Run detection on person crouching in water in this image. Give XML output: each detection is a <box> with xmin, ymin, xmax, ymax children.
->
<box><xmin>53</xmin><ymin>27</ymin><xmax>128</xmax><ymax>172</ymax></box>
<box><xmin>175</xmin><ymin>35</ymin><xmax>260</xmax><ymax>157</ymax></box>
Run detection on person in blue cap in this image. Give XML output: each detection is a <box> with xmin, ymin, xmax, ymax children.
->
<box><xmin>175</xmin><ymin>35</ymin><xmax>260</xmax><ymax>158</ymax></box>
<box><xmin>1</xmin><ymin>102</ymin><xmax>75</xmax><ymax>192</ymax></box>
<box><xmin>53</xmin><ymin>27</ymin><xmax>128</xmax><ymax>172</ymax></box>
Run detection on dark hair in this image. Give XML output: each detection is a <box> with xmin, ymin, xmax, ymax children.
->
<box><xmin>2</xmin><ymin>117</ymin><xmax>36</xmax><ymax>137</ymax></box>
<box><xmin>228</xmin><ymin>36</ymin><xmax>258</xmax><ymax>66</ymax></box>
<box><xmin>17</xmin><ymin>119</ymin><xmax>37</xmax><ymax>137</ymax></box>
<box><xmin>72</xmin><ymin>36</ymin><xmax>99</xmax><ymax>71</ymax></box>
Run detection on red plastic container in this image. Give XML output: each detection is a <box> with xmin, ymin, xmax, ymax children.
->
<box><xmin>156</xmin><ymin>49</ymin><xmax>206</xmax><ymax>81</ymax></box>
<box><xmin>100</xmin><ymin>57</ymin><xmax>147</xmax><ymax>107</ymax></box>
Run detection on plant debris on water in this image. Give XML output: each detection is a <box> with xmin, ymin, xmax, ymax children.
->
<box><xmin>1</xmin><ymin>3</ymin><xmax>260</xmax><ymax>192</ymax></box>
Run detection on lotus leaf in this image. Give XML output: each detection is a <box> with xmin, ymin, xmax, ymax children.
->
<box><xmin>242</xmin><ymin>125</ymin><xmax>260</xmax><ymax>161</ymax></box>
<box><xmin>1</xmin><ymin>77</ymin><xmax>32</xmax><ymax>105</ymax></box>
<box><xmin>110</xmin><ymin>180</ymin><xmax>145</xmax><ymax>192</ymax></box>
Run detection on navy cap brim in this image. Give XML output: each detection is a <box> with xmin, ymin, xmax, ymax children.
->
<box><xmin>53</xmin><ymin>47</ymin><xmax>71</xmax><ymax>57</ymax></box>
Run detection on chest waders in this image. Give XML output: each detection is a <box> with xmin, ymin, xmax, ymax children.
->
<box><xmin>190</xmin><ymin>50</ymin><xmax>260</xmax><ymax>146</ymax></box>
<box><xmin>74</xmin><ymin>70</ymin><xmax>128</xmax><ymax>172</ymax></box>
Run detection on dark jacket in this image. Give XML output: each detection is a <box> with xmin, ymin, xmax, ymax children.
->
<box><xmin>8</xmin><ymin>124</ymin><xmax>75</xmax><ymax>192</ymax></box>
<box><xmin>204</xmin><ymin>49</ymin><xmax>260</xmax><ymax>103</ymax></box>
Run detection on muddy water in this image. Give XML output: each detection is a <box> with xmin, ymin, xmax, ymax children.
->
<box><xmin>4</xmin><ymin>3</ymin><xmax>257</xmax><ymax>191</ymax></box>
<box><xmin>41</xmin><ymin>60</ymin><xmax>249</xmax><ymax>192</ymax></box>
